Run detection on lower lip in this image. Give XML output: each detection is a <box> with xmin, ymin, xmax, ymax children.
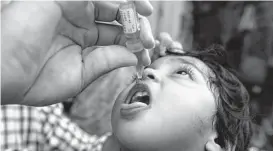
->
<box><xmin>120</xmin><ymin>102</ymin><xmax>150</xmax><ymax>119</ymax></box>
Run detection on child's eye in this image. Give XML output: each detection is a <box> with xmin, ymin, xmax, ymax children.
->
<box><xmin>176</xmin><ymin>70</ymin><xmax>189</xmax><ymax>76</ymax></box>
<box><xmin>174</xmin><ymin>66</ymin><xmax>194</xmax><ymax>80</ymax></box>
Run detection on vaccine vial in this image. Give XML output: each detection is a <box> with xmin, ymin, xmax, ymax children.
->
<box><xmin>119</xmin><ymin>1</ymin><xmax>144</xmax><ymax>53</ymax></box>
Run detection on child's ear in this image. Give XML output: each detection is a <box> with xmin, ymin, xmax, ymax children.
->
<box><xmin>205</xmin><ymin>132</ymin><xmax>223</xmax><ymax>151</ymax></box>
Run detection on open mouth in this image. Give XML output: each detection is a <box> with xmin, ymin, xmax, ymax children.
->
<box><xmin>120</xmin><ymin>83</ymin><xmax>151</xmax><ymax>118</ymax></box>
<box><xmin>126</xmin><ymin>83</ymin><xmax>151</xmax><ymax>106</ymax></box>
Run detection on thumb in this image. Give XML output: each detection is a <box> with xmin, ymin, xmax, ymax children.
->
<box><xmin>82</xmin><ymin>45</ymin><xmax>137</xmax><ymax>88</ymax></box>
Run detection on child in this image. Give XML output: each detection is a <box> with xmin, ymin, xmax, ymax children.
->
<box><xmin>102</xmin><ymin>35</ymin><xmax>252</xmax><ymax>151</ymax></box>
<box><xmin>0</xmin><ymin>34</ymin><xmax>252</xmax><ymax>151</ymax></box>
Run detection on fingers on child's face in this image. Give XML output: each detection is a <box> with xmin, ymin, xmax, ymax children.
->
<box><xmin>158</xmin><ymin>32</ymin><xmax>183</xmax><ymax>50</ymax></box>
<box><xmin>170</xmin><ymin>41</ymin><xmax>183</xmax><ymax>50</ymax></box>
<box><xmin>168</xmin><ymin>41</ymin><xmax>184</xmax><ymax>54</ymax></box>
<box><xmin>153</xmin><ymin>32</ymin><xmax>184</xmax><ymax>58</ymax></box>
<box><xmin>159</xmin><ymin>32</ymin><xmax>173</xmax><ymax>48</ymax></box>
<box><xmin>157</xmin><ymin>32</ymin><xmax>172</xmax><ymax>56</ymax></box>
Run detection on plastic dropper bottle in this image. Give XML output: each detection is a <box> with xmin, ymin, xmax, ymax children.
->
<box><xmin>119</xmin><ymin>1</ymin><xmax>145</xmax><ymax>78</ymax></box>
<box><xmin>119</xmin><ymin>0</ymin><xmax>143</xmax><ymax>52</ymax></box>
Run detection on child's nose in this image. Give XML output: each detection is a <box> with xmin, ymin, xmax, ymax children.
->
<box><xmin>143</xmin><ymin>68</ymin><xmax>160</xmax><ymax>82</ymax></box>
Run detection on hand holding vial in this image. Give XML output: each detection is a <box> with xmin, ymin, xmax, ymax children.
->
<box><xmin>119</xmin><ymin>1</ymin><xmax>155</xmax><ymax>79</ymax></box>
<box><xmin>1</xmin><ymin>0</ymin><xmax>154</xmax><ymax>106</ymax></box>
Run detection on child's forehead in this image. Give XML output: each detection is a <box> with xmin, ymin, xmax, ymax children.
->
<box><xmin>152</xmin><ymin>55</ymin><xmax>215</xmax><ymax>78</ymax></box>
<box><xmin>154</xmin><ymin>55</ymin><xmax>206</xmax><ymax>68</ymax></box>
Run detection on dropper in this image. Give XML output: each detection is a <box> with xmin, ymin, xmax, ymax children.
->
<box><xmin>135</xmin><ymin>51</ymin><xmax>144</xmax><ymax>79</ymax></box>
<box><xmin>119</xmin><ymin>1</ymin><xmax>146</xmax><ymax>79</ymax></box>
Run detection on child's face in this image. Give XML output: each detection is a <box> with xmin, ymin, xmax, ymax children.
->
<box><xmin>112</xmin><ymin>55</ymin><xmax>217</xmax><ymax>151</ymax></box>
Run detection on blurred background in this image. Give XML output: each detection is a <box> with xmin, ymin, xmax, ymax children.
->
<box><xmin>72</xmin><ymin>1</ymin><xmax>273</xmax><ymax>151</ymax></box>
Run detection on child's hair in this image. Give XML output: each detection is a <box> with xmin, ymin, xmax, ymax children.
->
<box><xmin>167</xmin><ymin>44</ymin><xmax>253</xmax><ymax>151</ymax></box>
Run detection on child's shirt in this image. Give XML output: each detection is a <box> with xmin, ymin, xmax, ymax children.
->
<box><xmin>1</xmin><ymin>104</ymin><xmax>111</xmax><ymax>151</ymax></box>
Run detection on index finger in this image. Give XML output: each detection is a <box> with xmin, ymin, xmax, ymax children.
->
<box><xmin>134</xmin><ymin>0</ymin><xmax>153</xmax><ymax>16</ymax></box>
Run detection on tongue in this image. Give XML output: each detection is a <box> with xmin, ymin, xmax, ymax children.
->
<box><xmin>122</xmin><ymin>102</ymin><xmax>148</xmax><ymax>110</ymax></box>
<box><xmin>132</xmin><ymin>95</ymin><xmax>149</xmax><ymax>104</ymax></box>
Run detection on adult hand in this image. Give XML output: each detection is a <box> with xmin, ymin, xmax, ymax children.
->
<box><xmin>68</xmin><ymin>66</ymin><xmax>136</xmax><ymax>135</ymax></box>
<box><xmin>1</xmin><ymin>1</ymin><xmax>154</xmax><ymax>106</ymax></box>
<box><xmin>148</xmin><ymin>32</ymin><xmax>183</xmax><ymax>62</ymax></box>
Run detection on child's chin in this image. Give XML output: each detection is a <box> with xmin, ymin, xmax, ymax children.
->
<box><xmin>114</xmin><ymin>125</ymin><xmax>166</xmax><ymax>151</ymax></box>
<box><xmin>116</xmin><ymin>132</ymin><xmax>157</xmax><ymax>151</ymax></box>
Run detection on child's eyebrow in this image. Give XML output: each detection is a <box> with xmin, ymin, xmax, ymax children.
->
<box><xmin>173</xmin><ymin>57</ymin><xmax>209</xmax><ymax>81</ymax></box>
<box><xmin>165</xmin><ymin>50</ymin><xmax>214</xmax><ymax>80</ymax></box>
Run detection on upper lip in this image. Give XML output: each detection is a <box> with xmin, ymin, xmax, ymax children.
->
<box><xmin>125</xmin><ymin>82</ymin><xmax>152</xmax><ymax>105</ymax></box>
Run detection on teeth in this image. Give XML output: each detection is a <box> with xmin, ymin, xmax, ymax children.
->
<box><xmin>130</xmin><ymin>91</ymin><xmax>149</xmax><ymax>104</ymax></box>
<box><xmin>135</xmin><ymin>91</ymin><xmax>143</xmax><ymax>97</ymax></box>
<box><xmin>142</xmin><ymin>91</ymin><xmax>148</xmax><ymax>96</ymax></box>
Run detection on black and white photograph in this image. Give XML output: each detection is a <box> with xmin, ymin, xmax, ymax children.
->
<box><xmin>1</xmin><ymin>1</ymin><xmax>273</xmax><ymax>151</ymax></box>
